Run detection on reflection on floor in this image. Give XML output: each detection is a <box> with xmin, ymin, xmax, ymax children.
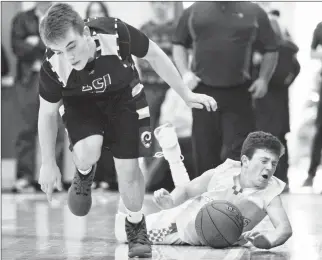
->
<box><xmin>2</xmin><ymin>190</ymin><xmax>322</xmax><ymax>260</ymax></box>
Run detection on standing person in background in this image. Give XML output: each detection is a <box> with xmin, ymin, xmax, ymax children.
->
<box><xmin>85</xmin><ymin>1</ymin><xmax>118</xmax><ymax>191</ymax></box>
<box><xmin>252</xmin><ymin>9</ymin><xmax>301</xmax><ymax>193</ymax></box>
<box><xmin>11</xmin><ymin>2</ymin><xmax>65</xmax><ymax>193</ymax></box>
<box><xmin>137</xmin><ymin>2</ymin><xmax>182</xmax><ymax>177</ymax></box>
<box><xmin>173</xmin><ymin>2</ymin><xmax>279</xmax><ymax>177</ymax></box>
<box><xmin>302</xmin><ymin>21</ymin><xmax>322</xmax><ymax>187</ymax></box>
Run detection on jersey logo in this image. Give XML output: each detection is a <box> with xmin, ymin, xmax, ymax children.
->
<box><xmin>141</xmin><ymin>131</ymin><xmax>152</xmax><ymax>148</ymax></box>
<box><xmin>243</xmin><ymin>217</ymin><xmax>251</xmax><ymax>227</ymax></box>
<box><xmin>82</xmin><ymin>73</ymin><xmax>111</xmax><ymax>93</ymax></box>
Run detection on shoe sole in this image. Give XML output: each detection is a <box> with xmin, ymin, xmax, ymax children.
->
<box><xmin>128</xmin><ymin>247</ymin><xmax>152</xmax><ymax>258</ymax></box>
<box><xmin>128</xmin><ymin>252</ymin><xmax>152</xmax><ymax>258</ymax></box>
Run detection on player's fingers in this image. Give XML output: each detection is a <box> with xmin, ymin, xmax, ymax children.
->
<box><xmin>56</xmin><ymin>176</ymin><xmax>63</xmax><ymax>191</ymax></box>
<box><xmin>248</xmin><ymin>83</ymin><xmax>256</xmax><ymax>93</ymax></box>
<box><xmin>154</xmin><ymin>190</ymin><xmax>162</xmax><ymax>200</ymax></box>
<box><xmin>191</xmin><ymin>102</ymin><xmax>203</xmax><ymax>109</ymax></box>
<box><xmin>46</xmin><ymin>185</ymin><xmax>54</xmax><ymax>202</ymax></box>
<box><xmin>160</xmin><ymin>188</ymin><xmax>169</xmax><ymax>195</ymax></box>
<box><xmin>209</xmin><ymin>98</ymin><xmax>218</xmax><ymax>111</ymax></box>
<box><xmin>200</xmin><ymin>97</ymin><xmax>211</xmax><ymax>112</ymax></box>
<box><xmin>251</xmin><ymin>231</ymin><xmax>261</xmax><ymax>237</ymax></box>
<box><xmin>40</xmin><ymin>184</ymin><xmax>46</xmax><ymax>193</ymax></box>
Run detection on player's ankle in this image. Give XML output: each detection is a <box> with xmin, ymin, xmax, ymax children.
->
<box><xmin>126</xmin><ymin>210</ymin><xmax>143</xmax><ymax>223</ymax></box>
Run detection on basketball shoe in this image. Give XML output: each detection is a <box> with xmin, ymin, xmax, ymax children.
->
<box><xmin>125</xmin><ymin>215</ymin><xmax>152</xmax><ymax>258</ymax></box>
<box><xmin>67</xmin><ymin>165</ymin><xmax>96</xmax><ymax>216</ymax></box>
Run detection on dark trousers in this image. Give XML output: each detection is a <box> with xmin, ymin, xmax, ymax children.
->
<box><xmin>254</xmin><ymin>86</ymin><xmax>290</xmax><ymax>183</ymax></box>
<box><xmin>309</xmin><ymin>84</ymin><xmax>322</xmax><ymax>177</ymax></box>
<box><xmin>15</xmin><ymin>72</ymin><xmax>64</xmax><ymax>183</ymax></box>
<box><xmin>192</xmin><ymin>81</ymin><xmax>255</xmax><ymax>176</ymax></box>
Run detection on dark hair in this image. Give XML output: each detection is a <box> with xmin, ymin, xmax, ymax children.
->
<box><xmin>39</xmin><ymin>3</ymin><xmax>85</xmax><ymax>45</ymax></box>
<box><xmin>85</xmin><ymin>2</ymin><xmax>109</xmax><ymax>19</ymax></box>
<box><xmin>269</xmin><ymin>9</ymin><xmax>280</xmax><ymax>17</ymax></box>
<box><xmin>241</xmin><ymin>131</ymin><xmax>285</xmax><ymax>160</ymax></box>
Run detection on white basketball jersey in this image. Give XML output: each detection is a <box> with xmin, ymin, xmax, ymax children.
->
<box><xmin>175</xmin><ymin>159</ymin><xmax>285</xmax><ymax>245</ymax></box>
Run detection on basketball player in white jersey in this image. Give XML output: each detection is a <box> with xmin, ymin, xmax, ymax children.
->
<box><xmin>115</xmin><ymin>130</ymin><xmax>292</xmax><ymax>250</ymax></box>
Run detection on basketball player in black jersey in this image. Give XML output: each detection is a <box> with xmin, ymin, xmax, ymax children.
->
<box><xmin>37</xmin><ymin>3</ymin><xmax>217</xmax><ymax>258</ymax></box>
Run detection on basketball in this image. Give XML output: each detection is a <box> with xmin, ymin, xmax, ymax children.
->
<box><xmin>195</xmin><ymin>200</ymin><xmax>244</xmax><ymax>248</ymax></box>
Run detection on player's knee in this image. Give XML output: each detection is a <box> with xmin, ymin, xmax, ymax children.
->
<box><xmin>73</xmin><ymin>135</ymin><xmax>103</xmax><ymax>169</ymax></box>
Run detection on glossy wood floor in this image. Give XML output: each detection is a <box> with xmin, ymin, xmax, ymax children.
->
<box><xmin>2</xmin><ymin>188</ymin><xmax>322</xmax><ymax>260</ymax></box>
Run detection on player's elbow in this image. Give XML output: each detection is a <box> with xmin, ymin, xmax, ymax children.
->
<box><xmin>280</xmin><ymin>224</ymin><xmax>292</xmax><ymax>244</ymax></box>
<box><xmin>284</xmin><ymin>225</ymin><xmax>293</xmax><ymax>239</ymax></box>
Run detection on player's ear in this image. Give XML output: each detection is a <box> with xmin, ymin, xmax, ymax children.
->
<box><xmin>241</xmin><ymin>155</ymin><xmax>249</xmax><ymax>167</ymax></box>
<box><xmin>83</xmin><ymin>26</ymin><xmax>91</xmax><ymax>37</ymax></box>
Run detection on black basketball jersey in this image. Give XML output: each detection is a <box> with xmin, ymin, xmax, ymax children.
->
<box><xmin>39</xmin><ymin>17</ymin><xmax>150</xmax><ymax>103</ymax></box>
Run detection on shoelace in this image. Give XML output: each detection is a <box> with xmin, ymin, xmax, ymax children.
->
<box><xmin>126</xmin><ymin>220</ymin><xmax>151</xmax><ymax>245</ymax></box>
<box><xmin>73</xmin><ymin>173</ymin><xmax>93</xmax><ymax>196</ymax></box>
<box><xmin>153</xmin><ymin>152</ymin><xmax>184</xmax><ymax>161</ymax></box>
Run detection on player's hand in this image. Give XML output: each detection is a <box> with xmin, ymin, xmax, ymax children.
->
<box><xmin>38</xmin><ymin>163</ymin><xmax>63</xmax><ymax>203</ymax></box>
<box><xmin>183</xmin><ymin>71</ymin><xmax>201</xmax><ymax>90</ymax></box>
<box><xmin>25</xmin><ymin>35</ymin><xmax>40</xmax><ymax>46</ymax></box>
<box><xmin>248</xmin><ymin>78</ymin><xmax>268</xmax><ymax>99</ymax></box>
<box><xmin>153</xmin><ymin>188</ymin><xmax>174</xmax><ymax>210</ymax></box>
<box><xmin>183</xmin><ymin>91</ymin><xmax>217</xmax><ymax>112</ymax></box>
<box><xmin>244</xmin><ymin>231</ymin><xmax>272</xmax><ymax>249</ymax></box>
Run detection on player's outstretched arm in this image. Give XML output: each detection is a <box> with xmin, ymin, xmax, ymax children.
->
<box><xmin>142</xmin><ymin>40</ymin><xmax>217</xmax><ymax>112</ymax></box>
<box><xmin>38</xmin><ymin>96</ymin><xmax>63</xmax><ymax>202</ymax></box>
<box><xmin>245</xmin><ymin>195</ymin><xmax>292</xmax><ymax>249</ymax></box>
<box><xmin>264</xmin><ymin>195</ymin><xmax>293</xmax><ymax>248</ymax></box>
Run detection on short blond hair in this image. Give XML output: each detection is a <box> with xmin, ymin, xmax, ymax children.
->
<box><xmin>39</xmin><ymin>3</ymin><xmax>85</xmax><ymax>45</ymax></box>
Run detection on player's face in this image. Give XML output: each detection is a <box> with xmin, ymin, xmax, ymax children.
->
<box><xmin>243</xmin><ymin>149</ymin><xmax>279</xmax><ymax>189</ymax></box>
<box><xmin>47</xmin><ymin>27</ymin><xmax>93</xmax><ymax>71</ymax></box>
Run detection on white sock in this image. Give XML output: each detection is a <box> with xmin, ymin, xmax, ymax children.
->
<box><xmin>78</xmin><ymin>166</ymin><xmax>92</xmax><ymax>175</ymax></box>
<box><xmin>126</xmin><ymin>210</ymin><xmax>143</xmax><ymax>224</ymax></box>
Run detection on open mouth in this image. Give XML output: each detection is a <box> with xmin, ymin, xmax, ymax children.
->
<box><xmin>262</xmin><ymin>174</ymin><xmax>268</xmax><ymax>180</ymax></box>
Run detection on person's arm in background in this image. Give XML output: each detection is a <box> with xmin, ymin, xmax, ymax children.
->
<box><xmin>172</xmin><ymin>5</ymin><xmax>201</xmax><ymax>90</ymax></box>
<box><xmin>249</xmin><ymin>5</ymin><xmax>279</xmax><ymax>99</ymax></box>
<box><xmin>118</xmin><ymin>20</ymin><xmax>217</xmax><ymax>111</ymax></box>
<box><xmin>311</xmin><ymin>22</ymin><xmax>322</xmax><ymax>60</ymax></box>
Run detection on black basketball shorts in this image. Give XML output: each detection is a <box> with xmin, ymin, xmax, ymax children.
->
<box><xmin>60</xmin><ymin>84</ymin><xmax>153</xmax><ymax>159</ymax></box>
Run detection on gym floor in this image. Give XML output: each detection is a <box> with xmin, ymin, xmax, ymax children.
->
<box><xmin>2</xmin><ymin>187</ymin><xmax>322</xmax><ymax>260</ymax></box>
